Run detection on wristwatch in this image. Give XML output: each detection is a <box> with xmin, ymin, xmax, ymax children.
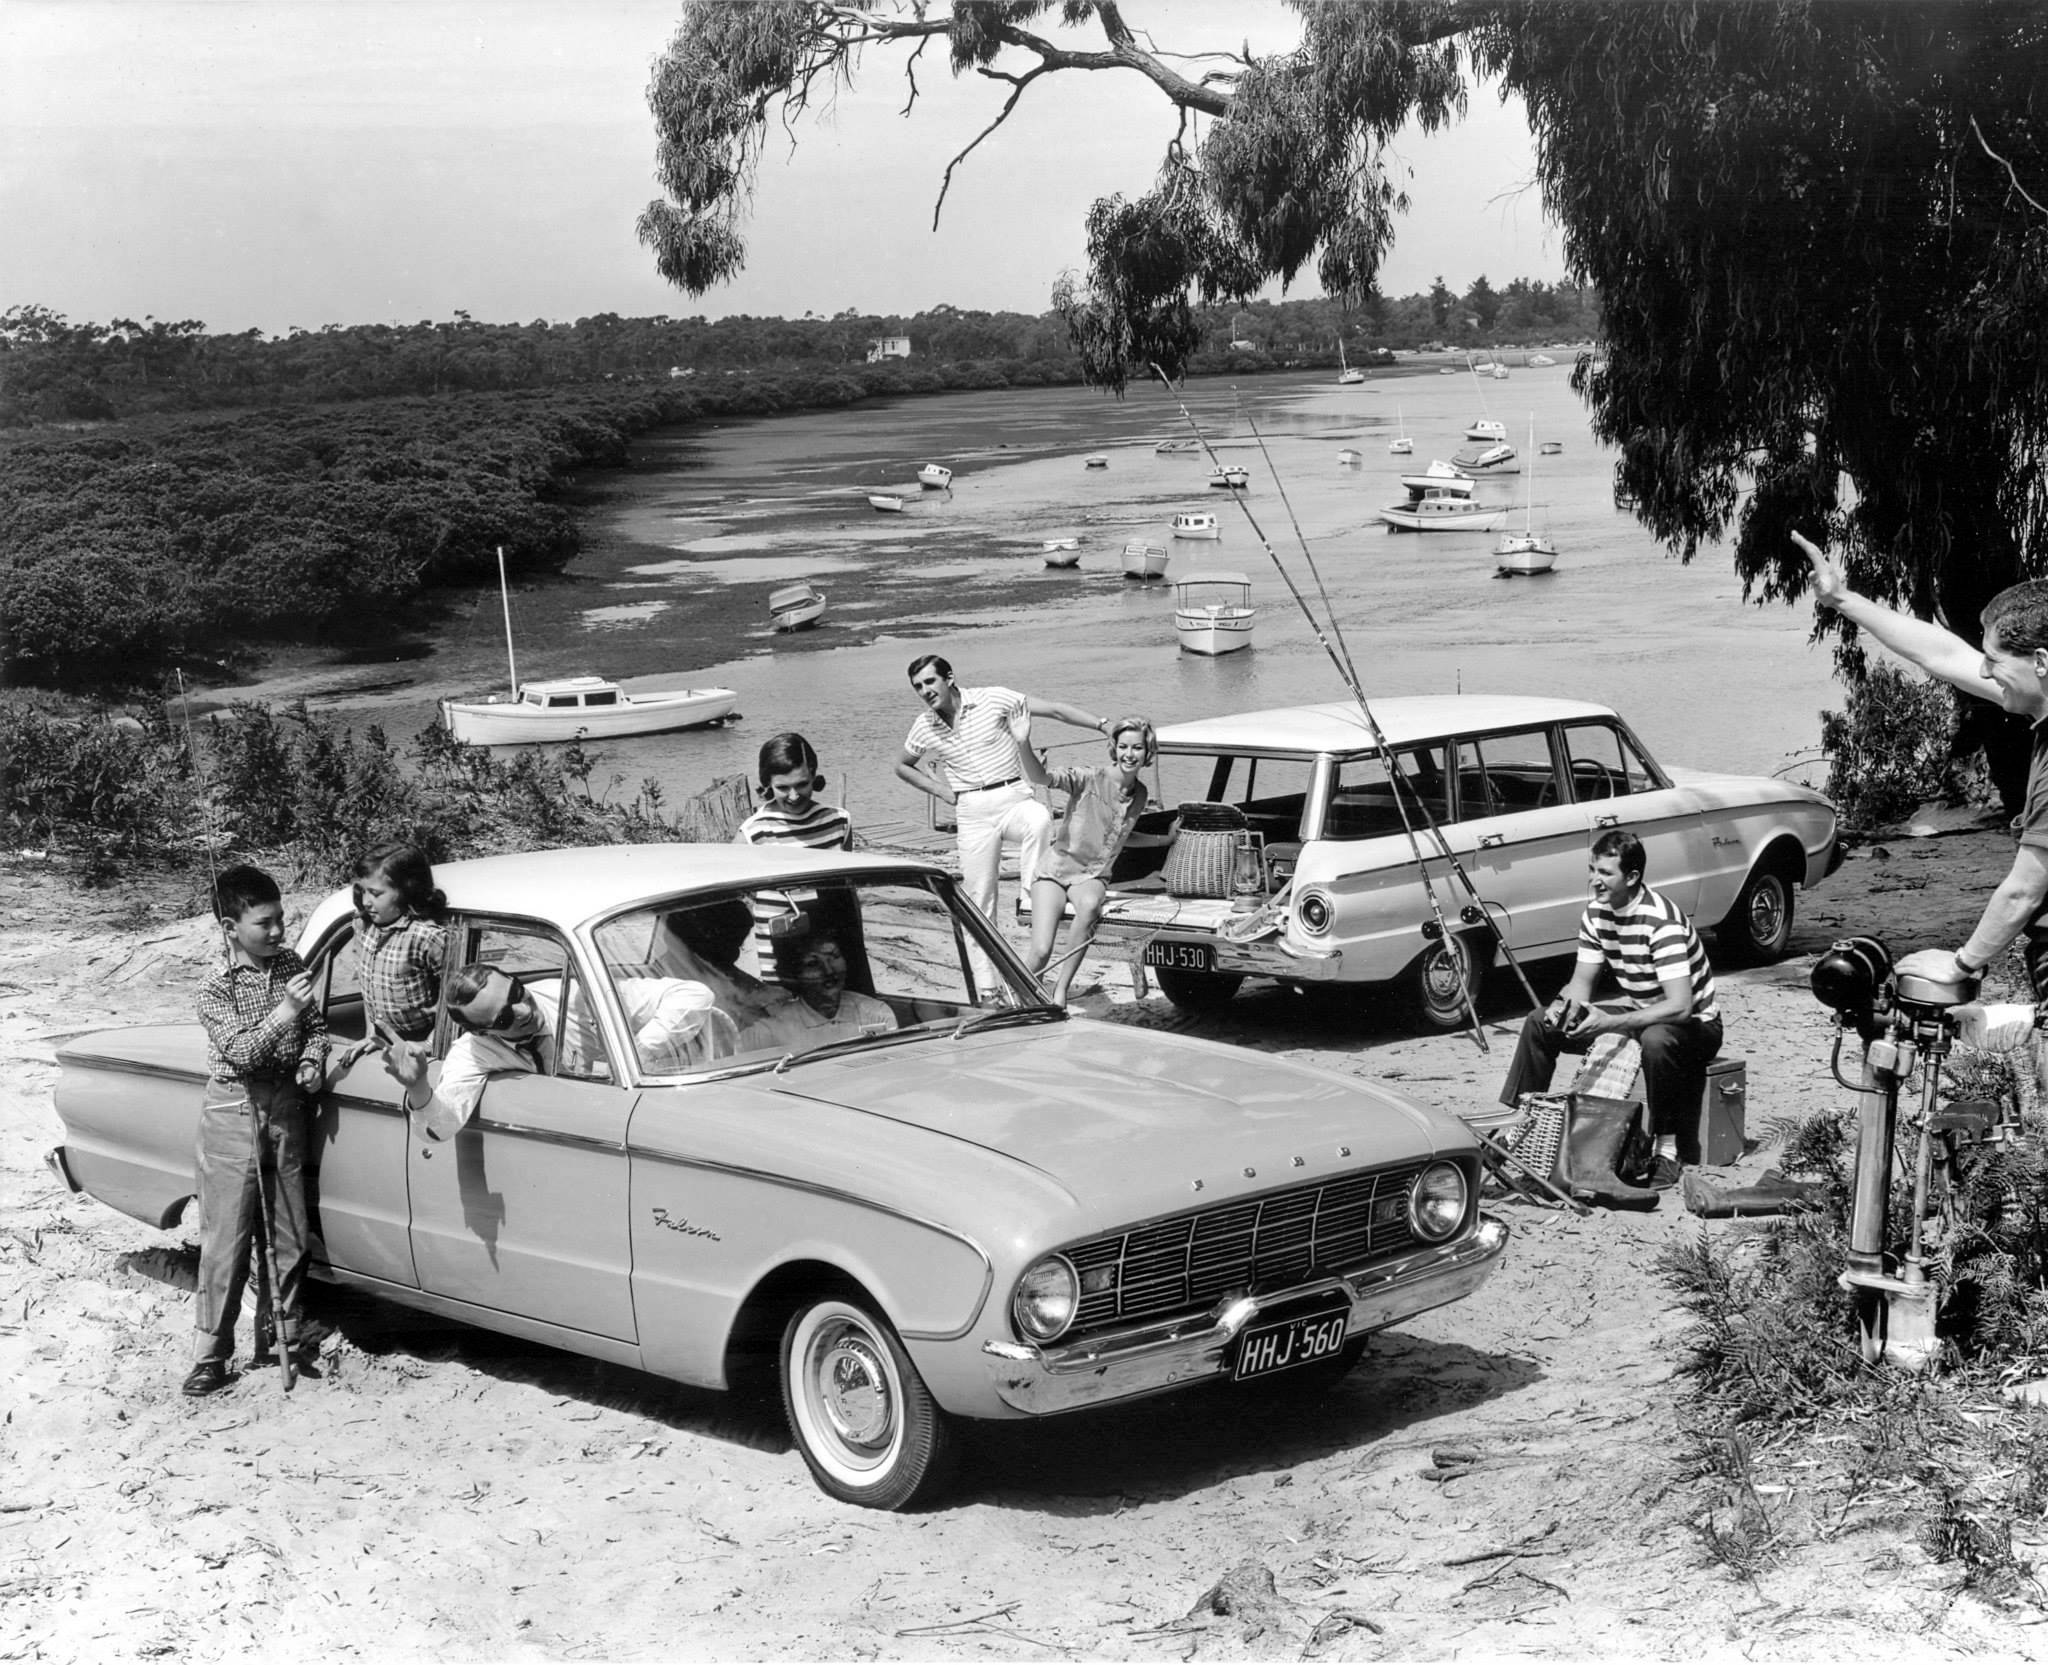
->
<box><xmin>1955</xmin><ymin>950</ymin><xmax>1984</xmax><ymax>977</ymax></box>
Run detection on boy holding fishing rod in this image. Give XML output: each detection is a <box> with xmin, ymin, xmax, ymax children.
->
<box><xmin>184</xmin><ymin>864</ymin><xmax>327</xmax><ymax>1397</ymax></box>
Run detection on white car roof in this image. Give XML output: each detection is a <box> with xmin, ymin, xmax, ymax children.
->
<box><xmin>431</xmin><ymin>843</ymin><xmax>937</xmax><ymax>930</ymax></box>
<box><xmin>1156</xmin><ymin>696</ymin><xmax>1618</xmax><ymax>756</ymax></box>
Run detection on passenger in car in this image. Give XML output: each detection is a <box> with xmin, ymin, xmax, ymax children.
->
<box><xmin>384</xmin><ymin>963</ymin><xmax>724</xmax><ymax>1141</ymax></box>
<box><xmin>738</xmin><ymin>926</ymin><xmax>897</xmax><ymax>1053</ymax></box>
<box><xmin>648</xmin><ymin>896</ymin><xmax>800</xmax><ymax>1033</ymax></box>
<box><xmin>1496</xmin><ymin>829</ymin><xmax>1723</xmax><ymax>1179</ymax></box>
<box><xmin>1021</xmin><ymin>716</ymin><xmax>1155</xmax><ymax>1005</ymax></box>
<box><xmin>350</xmin><ymin>842</ymin><xmax>448</xmax><ymax>1049</ymax></box>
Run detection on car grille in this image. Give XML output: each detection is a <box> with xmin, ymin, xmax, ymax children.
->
<box><xmin>1062</xmin><ymin>1161</ymin><xmax>1432</xmax><ymax>1337</ymax></box>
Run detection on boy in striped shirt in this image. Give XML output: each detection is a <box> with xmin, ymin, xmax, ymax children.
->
<box><xmin>1497</xmin><ymin>829</ymin><xmax>1724</xmax><ymax>1174</ymax></box>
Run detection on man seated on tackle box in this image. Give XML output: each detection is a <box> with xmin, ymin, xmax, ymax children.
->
<box><xmin>1496</xmin><ymin>829</ymin><xmax>1723</xmax><ymax>1183</ymax></box>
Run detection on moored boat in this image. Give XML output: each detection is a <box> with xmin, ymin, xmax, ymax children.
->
<box><xmin>1208</xmin><ymin>465</ymin><xmax>1249</xmax><ymax>491</ymax></box>
<box><xmin>1122</xmin><ymin>539</ymin><xmax>1170</xmax><ymax>579</ymax></box>
<box><xmin>1155</xmin><ymin>438</ymin><xmax>1200</xmax><ymax>454</ymax></box>
<box><xmin>1169</xmin><ymin>511</ymin><xmax>1221</xmax><ymax>541</ymax></box>
<box><xmin>1338</xmin><ymin>448</ymin><xmax>1363</xmax><ymax>467</ymax></box>
<box><xmin>1496</xmin><ymin>418</ymin><xmax>1558</xmax><ymax>575</ymax></box>
<box><xmin>1450</xmin><ymin>441</ymin><xmax>1520</xmax><ymax>476</ymax></box>
<box><xmin>1388</xmin><ymin>405</ymin><xmax>1414</xmax><ymax>455</ymax></box>
<box><xmin>1337</xmin><ymin>338</ymin><xmax>1366</xmax><ymax>385</ymax></box>
<box><xmin>1538</xmin><ymin>440</ymin><xmax>1564</xmax><ymax>455</ymax></box>
<box><xmin>1378</xmin><ymin>494</ymin><xmax>1510</xmax><ymax>533</ymax></box>
<box><xmin>917</xmin><ymin>463</ymin><xmax>953</xmax><ymax>490</ymax></box>
<box><xmin>868</xmin><ymin>492</ymin><xmax>907</xmax><ymax>513</ymax></box>
<box><xmin>1398</xmin><ymin>458</ymin><xmax>1477</xmax><ymax>497</ymax></box>
<box><xmin>768</xmin><ymin>581</ymin><xmax>828</xmax><ymax>631</ymax></box>
<box><xmin>1173</xmin><ymin>572</ymin><xmax>1256</xmax><ymax>656</ymax></box>
<box><xmin>1464</xmin><ymin>417</ymin><xmax>1508</xmax><ymax>445</ymax></box>
<box><xmin>1084</xmin><ymin>454</ymin><xmax>1109</xmax><ymax>469</ymax></box>
<box><xmin>1042</xmin><ymin>537</ymin><xmax>1082</xmax><ymax>569</ymax></box>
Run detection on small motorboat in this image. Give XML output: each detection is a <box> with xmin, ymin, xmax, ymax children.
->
<box><xmin>1084</xmin><ymin>454</ymin><xmax>1110</xmax><ymax>469</ymax></box>
<box><xmin>1388</xmin><ymin>405</ymin><xmax>1413</xmax><ymax>455</ymax></box>
<box><xmin>917</xmin><ymin>463</ymin><xmax>953</xmax><ymax>490</ymax></box>
<box><xmin>1398</xmin><ymin>459</ymin><xmax>1477</xmax><ymax>497</ymax></box>
<box><xmin>1464</xmin><ymin>417</ymin><xmax>1508</xmax><ymax>445</ymax></box>
<box><xmin>768</xmin><ymin>581</ymin><xmax>827</xmax><ymax>631</ymax></box>
<box><xmin>1378</xmin><ymin>494</ymin><xmax>1510</xmax><ymax>533</ymax></box>
<box><xmin>1490</xmin><ymin>365</ymin><xmax>1510</xmax><ymax>380</ymax></box>
<box><xmin>1450</xmin><ymin>441</ymin><xmax>1520</xmax><ymax>476</ymax></box>
<box><xmin>1174</xmin><ymin>572</ymin><xmax>1256</xmax><ymax>656</ymax></box>
<box><xmin>1528</xmin><ymin>353</ymin><xmax>1558</xmax><ymax>367</ymax></box>
<box><xmin>1538</xmin><ymin>440</ymin><xmax>1564</xmax><ymax>455</ymax></box>
<box><xmin>868</xmin><ymin>492</ymin><xmax>907</xmax><ymax>513</ymax></box>
<box><xmin>1209</xmin><ymin>465</ymin><xmax>1249</xmax><ymax>491</ymax></box>
<box><xmin>1155</xmin><ymin>438</ymin><xmax>1200</xmax><ymax>455</ymax></box>
<box><xmin>1496</xmin><ymin>418</ymin><xmax>1558</xmax><ymax>575</ymax></box>
<box><xmin>1337</xmin><ymin>448</ymin><xmax>1363</xmax><ymax>467</ymax></box>
<box><xmin>1122</xmin><ymin>539</ymin><xmax>1170</xmax><ymax>579</ymax></box>
<box><xmin>1042</xmin><ymin>538</ymin><xmax>1082</xmax><ymax>569</ymax></box>
<box><xmin>1170</xmin><ymin>512</ymin><xmax>1221</xmax><ymax>541</ymax></box>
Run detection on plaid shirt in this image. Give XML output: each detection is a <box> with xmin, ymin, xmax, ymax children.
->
<box><xmin>356</xmin><ymin>915</ymin><xmax>447</xmax><ymax>1040</ymax></box>
<box><xmin>197</xmin><ymin>948</ymin><xmax>328</xmax><ymax>1086</ymax></box>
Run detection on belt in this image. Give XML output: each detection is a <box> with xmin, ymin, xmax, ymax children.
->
<box><xmin>957</xmin><ymin>776</ymin><xmax>1022</xmax><ymax>792</ymax></box>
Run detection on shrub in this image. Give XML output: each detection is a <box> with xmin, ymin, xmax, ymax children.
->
<box><xmin>1817</xmin><ymin>661</ymin><xmax>1995</xmax><ymax>832</ymax></box>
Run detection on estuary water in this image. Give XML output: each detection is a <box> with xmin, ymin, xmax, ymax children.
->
<box><xmin>303</xmin><ymin>364</ymin><xmax>1841</xmax><ymax>818</ymax></box>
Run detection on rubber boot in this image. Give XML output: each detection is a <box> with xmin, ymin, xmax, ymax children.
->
<box><xmin>1680</xmin><ymin>1168</ymin><xmax>1825</xmax><ymax>1219</ymax></box>
<box><xmin>1565</xmin><ymin>1096</ymin><xmax>1662</xmax><ymax>1211</ymax></box>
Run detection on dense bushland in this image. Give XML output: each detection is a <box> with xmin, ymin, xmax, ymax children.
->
<box><xmin>1819</xmin><ymin>662</ymin><xmax>2001</xmax><ymax>833</ymax></box>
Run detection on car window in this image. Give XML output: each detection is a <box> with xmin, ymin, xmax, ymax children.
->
<box><xmin>1324</xmin><ymin>743</ymin><xmax>1452</xmax><ymax>839</ymax></box>
<box><xmin>1561</xmin><ymin>722</ymin><xmax>1660</xmax><ymax>802</ymax></box>
<box><xmin>1454</xmin><ymin>730</ymin><xmax>1563</xmax><ymax>820</ymax></box>
<box><xmin>311</xmin><ymin>920</ymin><xmax>367</xmax><ymax>1043</ymax></box>
<box><xmin>1154</xmin><ymin>753</ymin><xmax>1318</xmax><ymax>846</ymax></box>
<box><xmin>457</xmin><ymin>921</ymin><xmax>612</xmax><ymax>1083</ymax></box>
<box><xmin>593</xmin><ymin>876</ymin><xmax>1011</xmax><ymax>1073</ymax></box>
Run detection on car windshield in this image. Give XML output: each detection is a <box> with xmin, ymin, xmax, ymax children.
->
<box><xmin>589</xmin><ymin>873</ymin><xmax>1045</xmax><ymax>1076</ymax></box>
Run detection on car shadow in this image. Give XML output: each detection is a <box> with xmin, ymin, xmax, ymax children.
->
<box><xmin>955</xmin><ymin>1333</ymin><xmax>1541</xmax><ymax>1513</ymax></box>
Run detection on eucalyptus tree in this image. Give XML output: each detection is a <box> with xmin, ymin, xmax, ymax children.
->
<box><xmin>641</xmin><ymin>2</ymin><xmax>2048</xmax><ymax>696</ymax></box>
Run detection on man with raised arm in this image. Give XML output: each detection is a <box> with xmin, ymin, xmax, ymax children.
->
<box><xmin>1794</xmin><ymin>531</ymin><xmax>2048</xmax><ymax>995</ymax></box>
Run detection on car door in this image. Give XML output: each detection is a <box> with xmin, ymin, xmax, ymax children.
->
<box><xmin>405</xmin><ymin>918</ymin><xmax>637</xmax><ymax>1343</ymax></box>
<box><xmin>1452</xmin><ymin>727</ymin><xmax>1594</xmax><ymax>960</ymax></box>
<box><xmin>1559</xmin><ymin>719</ymin><xmax>1710</xmax><ymax>913</ymax></box>
<box><xmin>304</xmin><ymin>917</ymin><xmax>419</xmax><ymax>1289</ymax></box>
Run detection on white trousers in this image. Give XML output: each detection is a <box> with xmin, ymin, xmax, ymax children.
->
<box><xmin>955</xmin><ymin>781</ymin><xmax>1051</xmax><ymax>929</ymax></box>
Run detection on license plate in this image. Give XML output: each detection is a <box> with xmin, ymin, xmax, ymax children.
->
<box><xmin>1233</xmin><ymin>1311</ymin><xmax>1352</xmax><ymax>1381</ymax></box>
<box><xmin>1142</xmin><ymin>939</ymin><xmax>1213</xmax><ymax>973</ymax></box>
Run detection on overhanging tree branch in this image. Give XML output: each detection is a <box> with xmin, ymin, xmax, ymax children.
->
<box><xmin>934</xmin><ymin>64</ymin><xmax>1052</xmax><ymax>230</ymax></box>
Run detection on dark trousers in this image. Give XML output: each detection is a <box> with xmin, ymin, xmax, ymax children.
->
<box><xmin>1497</xmin><ymin>1009</ymin><xmax>1724</xmax><ymax>1165</ymax></box>
<box><xmin>192</xmin><ymin>1079</ymin><xmax>309</xmax><ymax>1363</ymax></box>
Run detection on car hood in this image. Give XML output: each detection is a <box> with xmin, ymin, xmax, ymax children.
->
<box><xmin>1661</xmin><ymin>764</ymin><xmax>1833</xmax><ymax>810</ymax></box>
<box><xmin>763</xmin><ymin>1019</ymin><xmax>1464</xmax><ymax>1223</ymax></box>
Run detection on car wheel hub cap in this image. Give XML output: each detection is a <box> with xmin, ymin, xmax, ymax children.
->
<box><xmin>817</xmin><ymin>1332</ymin><xmax>893</xmax><ymax>1451</ymax></box>
<box><xmin>1751</xmin><ymin>885</ymin><xmax>1784</xmax><ymax>940</ymax></box>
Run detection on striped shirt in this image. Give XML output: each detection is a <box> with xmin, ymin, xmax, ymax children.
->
<box><xmin>197</xmin><ymin>949</ymin><xmax>329</xmax><ymax>1086</ymax></box>
<box><xmin>735</xmin><ymin>799</ymin><xmax>855</xmax><ymax>851</ymax></box>
<box><xmin>1576</xmin><ymin>884</ymin><xmax>1718</xmax><ymax>1020</ymax></box>
<box><xmin>904</xmin><ymin>686</ymin><xmax>1032</xmax><ymax>789</ymax></box>
<box><xmin>356</xmin><ymin>915</ymin><xmax>447</xmax><ymax>1041</ymax></box>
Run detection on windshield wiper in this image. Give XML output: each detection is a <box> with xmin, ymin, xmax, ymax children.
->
<box><xmin>770</xmin><ymin>1026</ymin><xmax>926</xmax><ymax>1075</ymax></box>
<box><xmin>951</xmin><ymin>1004</ymin><xmax>1066</xmax><ymax>1040</ymax></box>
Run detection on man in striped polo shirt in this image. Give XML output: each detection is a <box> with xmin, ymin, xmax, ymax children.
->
<box><xmin>893</xmin><ymin>654</ymin><xmax>1111</xmax><ymax>950</ymax></box>
<box><xmin>1497</xmin><ymin>828</ymin><xmax>1723</xmax><ymax>1174</ymax></box>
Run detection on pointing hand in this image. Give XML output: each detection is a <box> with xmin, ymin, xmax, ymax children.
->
<box><xmin>1791</xmin><ymin>531</ymin><xmax>1846</xmax><ymax>611</ymax></box>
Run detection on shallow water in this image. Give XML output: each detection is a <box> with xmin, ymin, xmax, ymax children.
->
<box><xmin>290</xmin><ymin>365</ymin><xmax>1841</xmax><ymax>817</ymax></box>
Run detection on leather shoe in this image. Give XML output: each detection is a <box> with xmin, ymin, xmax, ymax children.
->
<box><xmin>1643</xmin><ymin>1155</ymin><xmax>1684</xmax><ymax>1190</ymax></box>
<box><xmin>181</xmin><ymin>1360</ymin><xmax>229</xmax><ymax>1398</ymax></box>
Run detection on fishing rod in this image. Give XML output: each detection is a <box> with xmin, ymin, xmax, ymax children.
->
<box><xmin>1229</xmin><ymin>397</ymin><xmax>1548</xmax><ymax>1021</ymax></box>
<box><xmin>1148</xmin><ymin>367</ymin><xmax>1493</xmax><ymax>1048</ymax></box>
<box><xmin>178</xmin><ymin>670</ymin><xmax>296</xmax><ymax>1395</ymax></box>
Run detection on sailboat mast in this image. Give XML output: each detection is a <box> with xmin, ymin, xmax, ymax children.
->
<box><xmin>1525</xmin><ymin>416</ymin><xmax>1535</xmax><ymax>534</ymax></box>
<box><xmin>496</xmin><ymin>544</ymin><xmax>518</xmax><ymax>698</ymax></box>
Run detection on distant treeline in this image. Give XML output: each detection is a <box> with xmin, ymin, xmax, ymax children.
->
<box><xmin>0</xmin><ymin>280</ymin><xmax>1596</xmax><ymax>424</ymax></box>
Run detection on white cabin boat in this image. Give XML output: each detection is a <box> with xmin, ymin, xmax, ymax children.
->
<box><xmin>1464</xmin><ymin>417</ymin><xmax>1508</xmax><ymax>445</ymax></box>
<box><xmin>1084</xmin><ymin>454</ymin><xmax>1110</xmax><ymax>469</ymax></box>
<box><xmin>1209</xmin><ymin>465</ymin><xmax>1249</xmax><ymax>491</ymax></box>
<box><xmin>1496</xmin><ymin>417</ymin><xmax>1559</xmax><ymax>575</ymax></box>
<box><xmin>1338</xmin><ymin>448</ymin><xmax>1363</xmax><ymax>467</ymax></box>
<box><xmin>1398</xmin><ymin>459</ymin><xmax>1477</xmax><ymax>497</ymax></box>
<box><xmin>1379</xmin><ymin>495</ymin><xmax>1511</xmax><ymax>533</ymax></box>
<box><xmin>443</xmin><ymin>677</ymin><xmax>738</xmax><ymax>745</ymax></box>
<box><xmin>1170</xmin><ymin>511</ymin><xmax>1221</xmax><ymax>540</ymax></box>
<box><xmin>868</xmin><ymin>492</ymin><xmax>906</xmax><ymax>514</ymax></box>
<box><xmin>768</xmin><ymin>581</ymin><xmax>827</xmax><ymax>631</ymax></box>
<box><xmin>1122</xmin><ymin>539</ymin><xmax>1171</xmax><ymax>579</ymax></box>
<box><xmin>1174</xmin><ymin>573</ymin><xmax>1256</xmax><ymax>656</ymax></box>
<box><xmin>917</xmin><ymin>463</ymin><xmax>953</xmax><ymax>490</ymax></box>
<box><xmin>1450</xmin><ymin>442</ymin><xmax>1520</xmax><ymax>476</ymax></box>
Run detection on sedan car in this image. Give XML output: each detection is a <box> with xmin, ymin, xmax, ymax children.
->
<box><xmin>48</xmin><ymin>844</ymin><xmax>1506</xmax><ymax>1510</ymax></box>
<box><xmin>1087</xmin><ymin>696</ymin><xmax>1839</xmax><ymax>1027</ymax></box>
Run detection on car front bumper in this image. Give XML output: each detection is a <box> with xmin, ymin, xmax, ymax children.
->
<box><xmin>980</xmin><ymin>1216</ymin><xmax>1509</xmax><ymax>1414</ymax></box>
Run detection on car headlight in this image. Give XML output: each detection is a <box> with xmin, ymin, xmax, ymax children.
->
<box><xmin>1296</xmin><ymin>887</ymin><xmax>1334</xmax><ymax>936</ymax></box>
<box><xmin>1408</xmin><ymin>1162</ymin><xmax>1468</xmax><ymax>1242</ymax></box>
<box><xmin>1011</xmin><ymin>1255</ymin><xmax>1079</xmax><ymax>1342</ymax></box>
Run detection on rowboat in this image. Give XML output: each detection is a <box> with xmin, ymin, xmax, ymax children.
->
<box><xmin>1043</xmin><ymin>538</ymin><xmax>1082</xmax><ymax>569</ymax></box>
<box><xmin>1084</xmin><ymin>454</ymin><xmax>1110</xmax><ymax>469</ymax></box>
<box><xmin>1538</xmin><ymin>440</ymin><xmax>1564</xmax><ymax>455</ymax></box>
<box><xmin>1122</xmin><ymin>539</ymin><xmax>1170</xmax><ymax>579</ymax></box>
<box><xmin>1209</xmin><ymin>465</ymin><xmax>1249</xmax><ymax>491</ymax></box>
<box><xmin>917</xmin><ymin>464</ymin><xmax>953</xmax><ymax>490</ymax></box>
<box><xmin>768</xmin><ymin>581</ymin><xmax>828</xmax><ymax>631</ymax></box>
<box><xmin>442</xmin><ymin>550</ymin><xmax>738</xmax><ymax>744</ymax></box>
<box><xmin>1170</xmin><ymin>511</ymin><xmax>1221</xmax><ymax>540</ymax></box>
<box><xmin>868</xmin><ymin>492</ymin><xmax>906</xmax><ymax>513</ymax></box>
<box><xmin>1155</xmin><ymin>438</ymin><xmax>1200</xmax><ymax>455</ymax></box>
<box><xmin>1174</xmin><ymin>573</ymin><xmax>1256</xmax><ymax>656</ymax></box>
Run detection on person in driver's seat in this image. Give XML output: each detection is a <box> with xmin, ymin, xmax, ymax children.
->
<box><xmin>385</xmin><ymin>963</ymin><xmax>721</xmax><ymax>1141</ymax></box>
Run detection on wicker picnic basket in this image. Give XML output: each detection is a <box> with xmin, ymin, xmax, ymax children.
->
<box><xmin>1162</xmin><ymin>802</ymin><xmax>1246</xmax><ymax>899</ymax></box>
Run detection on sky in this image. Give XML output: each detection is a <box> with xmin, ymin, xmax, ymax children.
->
<box><xmin>0</xmin><ymin>0</ymin><xmax>1566</xmax><ymax>336</ymax></box>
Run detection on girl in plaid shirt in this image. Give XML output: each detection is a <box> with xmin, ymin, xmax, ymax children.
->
<box><xmin>352</xmin><ymin>843</ymin><xmax>448</xmax><ymax>1043</ymax></box>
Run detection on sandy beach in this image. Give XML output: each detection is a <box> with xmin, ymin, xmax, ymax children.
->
<box><xmin>2</xmin><ymin>823</ymin><xmax>2034</xmax><ymax>1662</ymax></box>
